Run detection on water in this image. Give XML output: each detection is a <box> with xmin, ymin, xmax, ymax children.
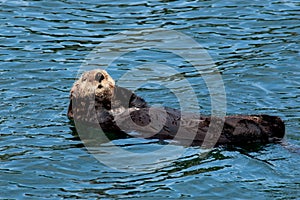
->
<box><xmin>1</xmin><ymin>0</ymin><xmax>299</xmax><ymax>199</ymax></box>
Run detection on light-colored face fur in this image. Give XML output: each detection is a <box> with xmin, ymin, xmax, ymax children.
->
<box><xmin>70</xmin><ymin>69</ymin><xmax>115</xmax><ymax>101</ymax></box>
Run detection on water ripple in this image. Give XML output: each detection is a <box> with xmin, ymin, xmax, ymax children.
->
<box><xmin>0</xmin><ymin>0</ymin><xmax>299</xmax><ymax>199</ymax></box>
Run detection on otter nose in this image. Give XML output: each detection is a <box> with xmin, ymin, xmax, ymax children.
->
<box><xmin>95</xmin><ymin>73</ymin><xmax>105</xmax><ymax>83</ymax></box>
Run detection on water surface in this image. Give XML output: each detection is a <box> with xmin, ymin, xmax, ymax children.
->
<box><xmin>0</xmin><ymin>0</ymin><xmax>299</xmax><ymax>199</ymax></box>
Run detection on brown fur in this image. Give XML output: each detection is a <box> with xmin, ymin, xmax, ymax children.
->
<box><xmin>68</xmin><ymin>69</ymin><xmax>285</xmax><ymax>146</ymax></box>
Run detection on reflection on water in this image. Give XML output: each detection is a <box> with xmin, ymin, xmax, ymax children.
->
<box><xmin>0</xmin><ymin>0</ymin><xmax>299</xmax><ymax>199</ymax></box>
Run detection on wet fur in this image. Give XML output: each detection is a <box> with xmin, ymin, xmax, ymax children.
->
<box><xmin>68</xmin><ymin>69</ymin><xmax>285</xmax><ymax>146</ymax></box>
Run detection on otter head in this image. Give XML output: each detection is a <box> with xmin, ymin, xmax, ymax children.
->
<box><xmin>92</xmin><ymin>70</ymin><xmax>115</xmax><ymax>103</ymax></box>
<box><xmin>67</xmin><ymin>69</ymin><xmax>115</xmax><ymax>119</ymax></box>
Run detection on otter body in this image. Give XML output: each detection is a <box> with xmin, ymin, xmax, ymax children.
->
<box><xmin>68</xmin><ymin>69</ymin><xmax>285</xmax><ymax>146</ymax></box>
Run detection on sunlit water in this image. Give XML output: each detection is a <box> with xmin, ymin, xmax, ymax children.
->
<box><xmin>0</xmin><ymin>0</ymin><xmax>299</xmax><ymax>199</ymax></box>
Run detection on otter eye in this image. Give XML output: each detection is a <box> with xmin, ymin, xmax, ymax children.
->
<box><xmin>95</xmin><ymin>73</ymin><xmax>105</xmax><ymax>83</ymax></box>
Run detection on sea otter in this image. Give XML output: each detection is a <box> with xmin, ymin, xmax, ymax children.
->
<box><xmin>67</xmin><ymin>69</ymin><xmax>285</xmax><ymax>146</ymax></box>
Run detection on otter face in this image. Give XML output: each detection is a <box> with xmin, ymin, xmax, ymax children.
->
<box><xmin>68</xmin><ymin>70</ymin><xmax>115</xmax><ymax>118</ymax></box>
<box><xmin>92</xmin><ymin>70</ymin><xmax>115</xmax><ymax>101</ymax></box>
<box><xmin>73</xmin><ymin>69</ymin><xmax>115</xmax><ymax>100</ymax></box>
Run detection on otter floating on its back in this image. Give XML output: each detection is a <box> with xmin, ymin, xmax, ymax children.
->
<box><xmin>67</xmin><ymin>69</ymin><xmax>285</xmax><ymax>146</ymax></box>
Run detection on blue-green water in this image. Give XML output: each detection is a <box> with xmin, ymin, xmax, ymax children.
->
<box><xmin>1</xmin><ymin>0</ymin><xmax>299</xmax><ymax>199</ymax></box>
